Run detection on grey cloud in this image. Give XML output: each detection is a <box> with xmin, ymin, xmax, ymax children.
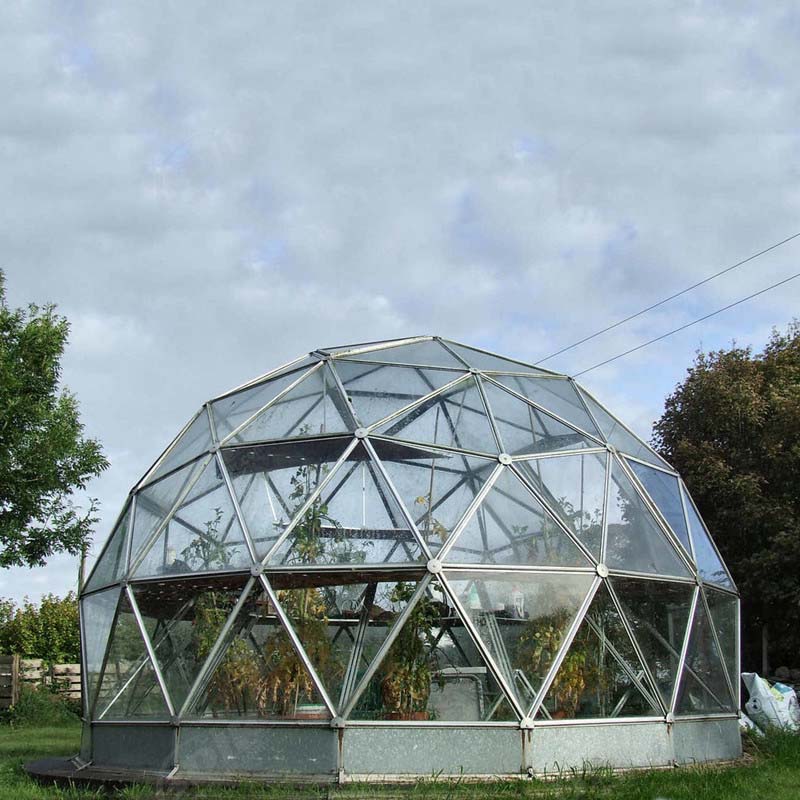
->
<box><xmin>1</xmin><ymin>1</ymin><xmax>799</xmax><ymax>600</ymax></box>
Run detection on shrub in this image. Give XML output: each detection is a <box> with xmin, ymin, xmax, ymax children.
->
<box><xmin>1</xmin><ymin>683</ymin><xmax>80</xmax><ymax>726</ymax></box>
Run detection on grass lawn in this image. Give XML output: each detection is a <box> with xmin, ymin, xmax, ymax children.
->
<box><xmin>1</xmin><ymin>723</ymin><xmax>799</xmax><ymax>799</ymax></box>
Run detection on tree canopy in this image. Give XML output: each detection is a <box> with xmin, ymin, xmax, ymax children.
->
<box><xmin>0</xmin><ymin>592</ymin><xmax>79</xmax><ymax>663</ymax></box>
<box><xmin>0</xmin><ymin>271</ymin><xmax>108</xmax><ymax>568</ymax></box>
<box><xmin>653</xmin><ymin>320</ymin><xmax>800</xmax><ymax>670</ymax></box>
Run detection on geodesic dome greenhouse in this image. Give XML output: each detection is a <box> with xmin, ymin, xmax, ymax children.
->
<box><xmin>78</xmin><ymin>337</ymin><xmax>741</xmax><ymax>779</ymax></box>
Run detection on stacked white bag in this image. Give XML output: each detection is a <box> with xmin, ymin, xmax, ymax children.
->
<box><xmin>741</xmin><ymin>672</ymin><xmax>800</xmax><ymax>731</ymax></box>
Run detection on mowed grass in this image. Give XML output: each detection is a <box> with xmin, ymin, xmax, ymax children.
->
<box><xmin>1</xmin><ymin>723</ymin><xmax>799</xmax><ymax>799</ymax></box>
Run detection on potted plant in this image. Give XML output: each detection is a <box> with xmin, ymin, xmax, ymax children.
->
<box><xmin>515</xmin><ymin>606</ymin><xmax>604</xmax><ymax>719</ymax></box>
<box><xmin>182</xmin><ymin>506</ymin><xmax>261</xmax><ymax>716</ymax></box>
<box><xmin>256</xmin><ymin>583</ymin><xmax>339</xmax><ymax>719</ymax></box>
<box><xmin>256</xmin><ymin>460</ymin><xmax>344</xmax><ymax>718</ymax></box>
<box><xmin>193</xmin><ymin>591</ymin><xmax>262</xmax><ymax>717</ymax></box>
<box><xmin>379</xmin><ymin>583</ymin><xmax>439</xmax><ymax>720</ymax></box>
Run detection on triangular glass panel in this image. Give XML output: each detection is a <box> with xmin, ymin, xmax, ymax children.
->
<box><xmin>611</xmin><ymin>577</ymin><xmax>695</xmax><ymax>709</ymax></box>
<box><xmin>605</xmin><ymin>461</ymin><xmax>690</xmax><ymax>577</ymax></box>
<box><xmin>234</xmin><ymin>364</ymin><xmax>353</xmax><ymax>443</ymax></box>
<box><xmin>332</xmin><ymin>360</ymin><xmax>464</xmax><ymax>428</ymax></box>
<box><xmin>376</xmin><ymin>376</ymin><xmax>498</xmax><ymax>454</ymax></box>
<box><xmin>81</xmin><ymin>586</ymin><xmax>120</xmax><ymax>717</ymax></box>
<box><xmin>272</xmin><ymin>575</ymin><xmax>424</xmax><ymax>715</ymax></box>
<box><xmin>372</xmin><ymin>439</ymin><xmax>496</xmax><ymax>556</ymax></box>
<box><xmin>538</xmin><ymin>584</ymin><xmax>660</xmax><ymax>719</ymax></box>
<box><xmin>490</xmin><ymin>375</ymin><xmax>601</xmax><ymax>438</ymax></box>
<box><xmin>188</xmin><ymin>581</ymin><xmax>328</xmax><ymax>720</ymax></box>
<box><xmin>483</xmin><ymin>382</ymin><xmax>598</xmax><ymax>456</ymax></box>
<box><xmin>340</xmin><ymin>339</ymin><xmax>465</xmax><ymax>369</ymax></box>
<box><xmin>675</xmin><ymin>595</ymin><xmax>735</xmax><ymax>714</ymax></box>
<box><xmin>704</xmin><ymin>588</ymin><xmax>738</xmax><ymax>695</ymax></box>
<box><xmin>682</xmin><ymin>487</ymin><xmax>734</xmax><ymax>590</ymax></box>
<box><xmin>577</xmin><ymin>387</ymin><xmax>670</xmax><ymax>469</ymax></box>
<box><xmin>444</xmin><ymin>468</ymin><xmax>591</xmax><ymax>567</ymax></box>
<box><xmin>443</xmin><ymin>341</ymin><xmax>547</xmax><ymax>375</ymax></box>
<box><xmin>94</xmin><ymin>592</ymin><xmax>170</xmax><ymax>720</ymax></box>
<box><xmin>444</xmin><ymin>571</ymin><xmax>595</xmax><ymax>714</ymax></box>
<box><xmin>132</xmin><ymin>575</ymin><xmax>250</xmax><ymax>714</ymax></box>
<box><xmin>129</xmin><ymin>457</ymin><xmax>208</xmax><ymax>568</ymax></box>
<box><xmin>148</xmin><ymin>409</ymin><xmax>214</xmax><ymax>484</ymax></box>
<box><xmin>626</xmin><ymin>460</ymin><xmax>691</xmax><ymax>555</ymax></box>
<box><xmin>85</xmin><ymin>505</ymin><xmax>131</xmax><ymax>592</ymax></box>
<box><xmin>222</xmin><ymin>437</ymin><xmax>352</xmax><ymax>561</ymax></box>
<box><xmin>515</xmin><ymin>453</ymin><xmax>606</xmax><ymax>559</ymax></box>
<box><xmin>134</xmin><ymin>455</ymin><xmax>252</xmax><ymax>578</ymax></box>
<box><xmin>211</xmin><ymin>366</ymin><xmax>314</xmax><ymax>442</ymax></box>
<box><xmin>268</xmin><ymin>443</ymin><xmax>425</xmax><ymax>567</ymax></box>
<box><xmin>349</xmin><ymin>578</ymin><xmax>517</xmax><ymax>721</ymax></box>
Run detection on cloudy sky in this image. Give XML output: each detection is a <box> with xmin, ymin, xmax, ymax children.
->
<box><xmin>2</xmin><ymin>2</ymin><xmax>799</xmax><ymax>603</ymax></box>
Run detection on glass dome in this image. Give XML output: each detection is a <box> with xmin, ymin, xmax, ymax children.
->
<box><xmin>78</xmin><ymin>336</ymin><xmax>741</xmax><ymax>779</ymax></box>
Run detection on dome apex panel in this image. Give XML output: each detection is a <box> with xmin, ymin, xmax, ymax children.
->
<box><xmin>335</xmin><ymin>338</ymin><xmax>466</xmax><ymax>369</ymax></box>
<box><xmin>488</xmin><ymin>375</ymin><xmax>600</xmax><ymax>438</ymax></box>
<box><xmin>80</xmin><ymin>338</ymin><xmax>741</xmax><ymax>777</ymax></box>
<box><xmin>332</xmin><ymin>360</ymin><xmax>465</xmax><ymax>428</ymax></box>
<box><xmin>481</xmin><ymin>381</ymin><xmax>600</xmax><ymax>457</ymax></box>
<box><xmin>375</xmin><ymin>375</ymin><xmax>498</xmax><ymax>454</ymax></box>
<box><xmin>231</xmin><ymin>363</ymin><xmax>355</xmax><ymax>444</ymax></box>
<box><xmin>441</xmin><ymin>341</ymin><xmax>552</xmax><ymax>375</ymax></box>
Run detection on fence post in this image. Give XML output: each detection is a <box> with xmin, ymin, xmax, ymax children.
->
<box><xmin>11</xmin><ymin>654</ymin><xmax>20</xmax><ymax>707</ymax></box>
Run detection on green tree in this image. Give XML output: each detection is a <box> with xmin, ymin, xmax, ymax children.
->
<box><xmin>0</xmin><ymin>271</ymin><xmax>108</xmax><ymax>568</ymax></box>
<box><xmin>652</xmin><ymin>320</ymin><xmax>800</xmax><ymax>671</ymax></box>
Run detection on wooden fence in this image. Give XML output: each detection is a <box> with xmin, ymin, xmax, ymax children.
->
<box><xmin>0</xmin><ymin>654</ymin><xmax>81</xmax><ymax>709</ymax></box>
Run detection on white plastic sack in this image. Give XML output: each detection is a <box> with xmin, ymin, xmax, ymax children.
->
<box><xmin>738</xmin><ymin>711</ymin><xmax>764</xmax><ymax>736</ymax></box>
<box><xmin>742</xmin><ymin>672</ymin><xmax>800</xmax><ymax>731</ymax></box>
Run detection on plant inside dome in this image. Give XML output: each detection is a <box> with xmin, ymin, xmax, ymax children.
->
<box><xmin>193</xmin><ymin>592</ymin><xmax>261</xmax><ymax>716</ymax></box>
<box><xmin>379</xmin><ymin>583</ymin><xmax>439</xmax><ymax>719</ymax></box>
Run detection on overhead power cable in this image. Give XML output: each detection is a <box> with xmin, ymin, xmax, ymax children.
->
<box><xmin>571</xmin><ymin>270</ymin><xmax>800</xmax><ymax>377</ymax></box>
<box><xmin>537</xmin><ymin>230</ymin><xmax>800</xmax><ymax>365</ymax></box>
